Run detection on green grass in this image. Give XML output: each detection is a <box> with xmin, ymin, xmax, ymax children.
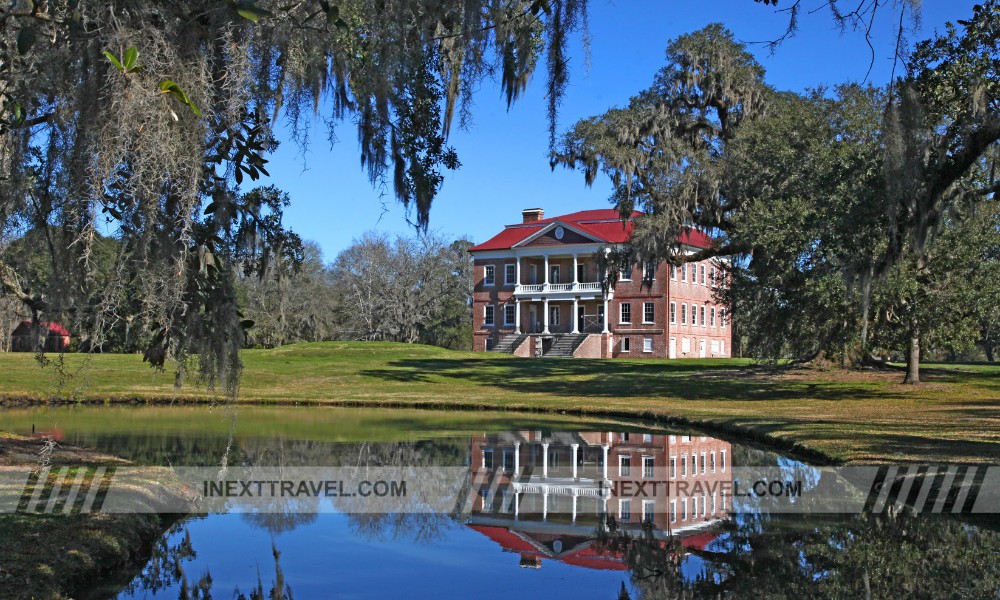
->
<box><xmin>1</xmin><ymin>342</ymin><xmax>998</xmax><ymax>465</ymax></box>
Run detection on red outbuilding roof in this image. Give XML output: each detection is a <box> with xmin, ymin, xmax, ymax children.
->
<box><xmin>11</xmin><ymin>321</ymin><xmax>71</xmax><ymax>336</ymax></box>
<box><xmin>468</xmin><ymin>209</ymin><xmax>714</xmax><ymax>252</ymax></box>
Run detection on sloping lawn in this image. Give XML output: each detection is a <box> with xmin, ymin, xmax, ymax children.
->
<box><xmin>1</xmin><ymin>342</ymin><xmax>998</xmax><ymax>464</ymax></box>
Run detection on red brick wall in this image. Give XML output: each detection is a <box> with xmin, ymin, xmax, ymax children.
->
<box><xmin>665</xmin><ymin>260</ymin><xmax>731</xmax><ymax>358</ymax></box>
<box><xmin>573</xmin><ymin>334</ymin><xmax>603</xmax><ymax>358</ymax></box>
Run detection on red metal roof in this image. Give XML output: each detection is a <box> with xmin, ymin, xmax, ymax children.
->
<box><xmin>468</xmin><ymin>209</ymin><xmax>714</xmax><ymax>251</ymax></box>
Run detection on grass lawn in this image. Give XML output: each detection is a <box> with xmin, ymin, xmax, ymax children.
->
<box><xmin>1</xmin><ymin>341</ymin><xmax>998</xmax><ymax>465</ymax></box>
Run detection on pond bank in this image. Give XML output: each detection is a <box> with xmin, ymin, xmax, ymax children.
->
<box><xmin>0</xmin><ymin>432</ymin><xmax>192</xmax><ymax>600</ymax></box>
<box><xmin>1</xmin><ymin>342</ymin><xmax>998</xmax><ymax>465</ymax></box>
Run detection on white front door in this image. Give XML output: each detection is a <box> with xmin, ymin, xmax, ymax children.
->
<box><xmin>699</xmin><ymin>339</ymin><xmax>706</xmax><ymax>358</ymax></box>
<box><xmin>669</xmin><ymin>337</ymin><xmax>676</xmax><ymax>359</ymax></box>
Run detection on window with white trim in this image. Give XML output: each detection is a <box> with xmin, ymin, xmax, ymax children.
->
<box><xmin>680</xmin><ymin>304</ymin><xmax>687</xmax><ymax>325</ymax></box>
<box><xmin>504</xmin><ymin>304</ymin><xmax>516</xmax><ymax>327</ymax></box>
<box><xmin>550</xmin><ymin>305</ymin><xmax>560</xmax><ymax>326</ymax></box>
<box><xmin>503</xmin><ymin>449</ymin><xmax>515</xmax><ymax>471</ymax></box>
<box><xmin>692</xmin><ymin>495</ymin><xmax>698</xmax><ymax>518</ymax></box>
<box><xmin>620</xmin><ymin>302</ymin><xmax>631</xmax><ymax>324</ymax></box>
<box><xmin>642</xmin><ymin>455</ymin><xmax>654</xmax><ymax>479</ymax></box>
<box><xmin>700</xmin><ymin>265</ymin><xmax>706</xmax><ymax>285</ymax></box>
<box><xmin>710</xmin><ymin>306</ymin><xmax>716</xmax><ymax>327</ymax></box>
<box><xmin>619</xmin><ymin>455</ymin><xmax>631</xmax><ymax>477</ymax></box>
<box><xmin>681</xmin><ymin>264</ymin><xmax>687</xmax><ymax>282</ymax></box>
<box><xmin>620</xmin><ymin>263</ymin><xmax>632</xmax><ymax>281</ymax></box>
<box><xmin>670</xmin><ymin>499</ymin><xmax>678</xmax><ymax>523</ymax></box>
<box><xmin>643</xmin><ymin>337</ymin><xmax>653</xmax><ymax>353</ymax></box>
<box><xmin>681</xmin><ymin>337</ymin><xmax>691</xmax><ymax>353</ymax></box>
<box><xmin>620</xmin><ymin>499</ymin><xmax>632</xmax><ymax>521</ymax></box>
<box><xmin>711</xmin><ymin>266</ymin><xmax>717</xmax><ymax>286</ymax></box>
<box><xmin>671</xmin><ymin>265</ymin><xmax>677</xmax><ymax>280</ymax></box>
<box><xmin>621</xmin><ymin>337</ymin><xmax>630</xmax><ymax>352</ymax></box>
<box><xmin>712</xmin><ymin>493</ymin><xmax>717</xmax><ymax>514</ymax></box>
<box><xmin>483</xmin><ymin>448</ymin><xmax>494</xmax><ymax>469</ymax></box>
<box><xmin>702</xmin><ymin>492</ymin><xmax>708</xmax><ymax>516</ymax></box>
<box><xmin>720</xmin><ymin>450</ymin><xmax>727</xmax><ymax>472</ymax></box>
<box><xmin>670</xmin><ymin>302</ymin><xmax>676</xmax><ymax>324</ymax></box>
<box><xmin>504</xmin><ymin>263</ymin><xmax>516</xmax><ymax>285</ymax></box>
<box><xmin>721</xmin><ymin>309</ymin><xmax>727</xmax><ymax>328</ymax></box>
<box><xmin>643</xmin><ymin>261</ymin><xmax>655</xmax><ymax>281</ymax></box>
<box><xmin>682</xmin><ymin>498</ymin><xmax>688</xmax><ymax>521</ymax></box>
<box><xmin>485</xmin><ymin>338</ymin><xmax>493</xmax><ymax>351</ymax></box>
<box><xmin>643</xmin><ymin>302</ymin><xmax>654</xmax><ymax>324</ymax></box>
<box><xmin>710</xmin><ymin>452</ymin><xmax>716</xmax><ymax>472</ymax></box>
<box><xmin>550</xmin><ymin>264</ymin><xmax>560</xmax><ymax>284</ymax></box>
<box><xmin>692</xmin><ymin>452</ymin><xmax>698</xmax><ymax>474</ymax></box>
<box><xmin>701</xmin><ymin>452</ymin><xmax>707</xmax><ymax>474</ymax></box>
<box><xmin>484</xmin><ymin>305</ymin><xmax>495</xmax><ymax>326</ymax></box>
<box><xmin>643</xmin><ymin>499</ymin><xmax>656</xmax><ymax>523</ymax></box>
<box><xmin>669</xmin><ymin>456</ymin><xmax>677</xmax><ymax>479</ymax></box>
<box><xmin>681</xmin><ymin>454</ymin><xmax>687</xmax><ymax>477</ymax></box>
<box><xmin>484</xmin><ymin>265</ymin><xmax>495</xmax><ymax>286</ymax></box>
<box><xmin>700</xmin><ymin>305</ymin><xmax>706</xmax><ymax>327</ymax></box>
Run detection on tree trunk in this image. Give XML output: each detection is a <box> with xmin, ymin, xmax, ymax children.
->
<box><xmin>903</xmin><ymin>335</ymin><xmax>920</xmax><ymax>384</ymax></box>
<box><xmin>985</xmin><ymin>343</ymin><xmax>996</xmax><ymax>363</ymax></box>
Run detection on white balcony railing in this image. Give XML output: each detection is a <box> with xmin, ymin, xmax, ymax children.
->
<box><xmin>514</xmin><ymin>282</ymin><xmax>605</xmax><ymax>295</ymax></box>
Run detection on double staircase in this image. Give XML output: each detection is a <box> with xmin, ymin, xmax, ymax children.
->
<box><xmin>491</xmin><ymin>332</ymin><xmax>592</xmax><ymax>357</ymax></box>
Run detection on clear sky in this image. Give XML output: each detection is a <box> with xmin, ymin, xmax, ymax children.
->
<box><xmin>256</xmin><ymin>0</ymin><xmax>979</xmax><ymax>261</ymax></box>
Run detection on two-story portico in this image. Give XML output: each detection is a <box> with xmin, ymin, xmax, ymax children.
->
<box><xmin>469</xmin><ymin>207</ymin><xmax>731</xmax><ymax>358</ymax></box>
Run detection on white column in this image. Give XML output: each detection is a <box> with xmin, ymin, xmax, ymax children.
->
<box><xmin>542</xmin><ymin>443</ymin><xmax>549</xmax><ymax>479</ymax></box>
<box><xmin>572</xmin><ymin>490</ymin><xmax>578</xmax><ymax>523</ymax></box>
<box><xmin>602</xmin><ymin>297</ymin><xmax>610</xmax><ymax>333</ymax></box>
<box><xmin>514</xmin><ymin>300</ymin><xmax>521</xmax><ymax>334</ymax></box>
<box><xmin>602</xmin><ymin>444</ymin><xmax>609</xmax><ymax>480</ymax></box>
<box><xmin>515</xmin><ymin>256</ymin><xmax>521</xmax><ymax>286</ymax></box>
<box><xmin>571</xmin><ymin>297</ymin><xmax>579</xmax><ymax>334</ymax></box>
<box><xmin>573</xmin><ymin>254</ymin><xmax>579</xmax><ymax>284</ymax></box>
<box><xmin>514</xmin><ymin>490</ymin><xmax>520</xmax><ymax>520</ymax></box>
<box><xmin>543</xmin><ymin>298</ymin><xmax>550</xmax><ymax>334</ymax></box>
<box><xmin>513</xmin><ymin>442</ymin><xmax>521</xmax><ymax>477</ymax></box>
<box><xmin>571</xmin><ymin>443</ymin><xmax>579</xmax><ymax>479</ymax></box>
<box><xmin>542</xmin><ymin>489</ymin><xmax>549</xmax><ymax>521</ymax></box>
<box><xmin>543</xmin><ymin>255</ymin><xmax>549</xmax><ymax>286</ymax></box>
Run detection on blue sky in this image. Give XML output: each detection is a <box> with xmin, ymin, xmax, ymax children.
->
<box><xmin>257</xmin><ymin>0</ymin><xmax>979</xmax><ymax>261</ymax></box>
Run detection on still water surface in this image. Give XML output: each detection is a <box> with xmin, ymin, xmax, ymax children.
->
<box><xmin>3</xmin><ymin>405</ymin><xmax>998</xmax><ymax>599</ymax></box>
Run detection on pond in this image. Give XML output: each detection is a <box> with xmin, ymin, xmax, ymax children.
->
<box><xmin>2</xmin><ymin>405</ymin><xmax>998</xmax><ymax>599</ymax></box>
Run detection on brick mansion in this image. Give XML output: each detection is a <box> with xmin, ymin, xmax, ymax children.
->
<box><xmin>468</xmin><ymin>208</ymin><xmax>731</xmax><ymax>359</ymax></box>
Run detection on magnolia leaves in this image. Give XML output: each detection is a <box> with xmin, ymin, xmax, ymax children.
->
<box><xmin>104</xmin><ymin>47</ymin><xmax>142</xmax><ymax>74</ymax></box>
<box><xmin>103</xmin><ymin>47</ymin><xmax>202</xmax><ymax>118</ymax></box>
<box><xmin>159</xmin><ymin>80</ymin><xmax>202</xmax><ymax>117</ymax></box>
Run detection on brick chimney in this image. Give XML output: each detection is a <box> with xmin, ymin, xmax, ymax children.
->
<box><xmin>522</xmin><ymin>208</ymin><xmax>544</xmax><ymax>223</ymax></box>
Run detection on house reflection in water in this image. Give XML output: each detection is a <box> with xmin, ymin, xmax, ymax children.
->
<box><xmin>466</xmin><ymin>430</ymin><xmax>732</xmax><ymax>571</ymax></box>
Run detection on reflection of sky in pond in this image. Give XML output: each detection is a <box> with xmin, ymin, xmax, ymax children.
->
<box><xmin>119</xmin><ymin>513</ymin><xmax>636</xmax><ymax>599</ymax></box>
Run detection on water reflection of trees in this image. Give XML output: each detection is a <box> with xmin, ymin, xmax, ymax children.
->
<box><xmin>124</xmin><ymin>524</ymin><xmax>295</xmax><ymax>600</ymax></box>
<box><xmin>603</xmin><ymin>512</ymin><xmax>1000</xmax><ymax>599</ymax></box>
